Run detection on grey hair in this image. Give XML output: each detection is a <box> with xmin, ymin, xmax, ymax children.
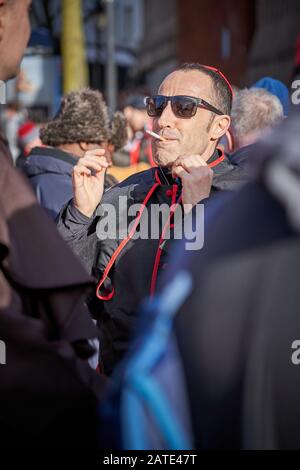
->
<box><xmin>231</xmin><ymin>88</ymin><xmax>284</xmax><ymax>147</ymax></box>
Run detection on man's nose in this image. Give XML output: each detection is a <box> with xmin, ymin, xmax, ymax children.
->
<box><xmin>157</xmin><ymin>101</ymin><xmax>177</xmax><ymax>129</ymax></box>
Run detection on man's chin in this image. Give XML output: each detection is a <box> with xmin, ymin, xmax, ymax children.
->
<box><xmin>153</xmin><ymin>151</ymin><xmax>177</xmax><ymax>168</ymax></box>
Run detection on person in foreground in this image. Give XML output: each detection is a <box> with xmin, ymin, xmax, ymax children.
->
<box><xmin>0</xmin><ymin>0</ymin><xmax>105</xmax><ymax>449</ymax></box>
<box><xmin>102</xmin><ymin>108</ymin><xmax>300</xmax><ymax>451</ymax></box>
<box><xmin>153</xmin><ymin>109</ymin><xmax>300</xmax><ymax>449</ymax></box>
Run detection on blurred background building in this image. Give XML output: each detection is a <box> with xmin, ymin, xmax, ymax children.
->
<box><xmin>5</xmin><ymin>0</ymin><xmax>300</xmax><ymax>120</ymax></box>
<box><xmin>247</xmin><ymin>0</ymin><xmax>300</xmax><ymax>84</ymax></box>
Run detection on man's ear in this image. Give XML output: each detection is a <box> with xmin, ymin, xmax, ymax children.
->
<box><xmin>108</xmin><ymin>143</ymin><xmax>114</xmax><ymax>153</ymax></box>
<box><xmin>210</xmin><ymin>115</ymin><xmax>231</xmax><ymax>141</ymax></box>
<box><xmin>79</xmin><ymin>142</ymin><xmax>90</xmax><ymax>151</ymax></box>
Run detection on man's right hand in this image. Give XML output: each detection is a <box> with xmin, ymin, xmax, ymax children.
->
<box><xmin>72</xmin><ymin>149</ymin><xmax>109</xmax><ymax>218</ymax></box>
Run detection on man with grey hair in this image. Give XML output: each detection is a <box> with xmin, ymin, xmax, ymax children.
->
<box><xmin>230</xmin><ymin>88</ymin><xmax>284</xmax><ymax>165</ymax></box>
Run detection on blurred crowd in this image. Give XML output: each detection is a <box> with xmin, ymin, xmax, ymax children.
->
<box><xmin>2</xmin><ymin>71</ymin><xmax>291</xmax><ymax>221</ymax></box>
<box><xmin>2</xmin><ymin>0</ymin><xmax>300</xmax><ymax>453</ymax></box>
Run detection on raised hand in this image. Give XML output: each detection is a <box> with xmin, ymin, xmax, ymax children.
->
<box><xmin>72</xmin><ymin>149</ymin><xmax>109</xmax><ymax>218</ymax></box>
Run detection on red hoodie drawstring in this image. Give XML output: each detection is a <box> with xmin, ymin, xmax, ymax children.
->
<box><xmin>96</xmin><ymin>151</ymin><xmax>225</xmax><ymax>301</ymax></box>
<box><xmin>150</xmin><ymin>184</ymin><xmax>182</xmax><ymax>297</ymax></box>
<box><xmin>96</xmin><ymin>181</ymin><xmax>160</xmax><ymax>300</ymax></box>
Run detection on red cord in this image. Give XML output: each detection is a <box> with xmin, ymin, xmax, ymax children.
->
<box><xmin>150</xmin><ymin>184</ymin><xmax>182</xmax><ymax>296</ymax></box>
<box><xmin>96</xmin><ymin>182</ymin><xmax>160</xmax><ymax>300</ymax></box>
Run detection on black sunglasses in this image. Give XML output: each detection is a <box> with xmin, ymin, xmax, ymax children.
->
<box><xmin>145</xmin><ymin>95</ymin><xmax>224</xmax><ymax>118</ymax></box>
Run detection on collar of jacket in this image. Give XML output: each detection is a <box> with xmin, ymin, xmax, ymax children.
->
<box><xmin>29</xmin><ymin>146</ymin><xmax>78</xmax><ymax>166</ymax></box>
<box><xmin>207</xmin><ymin>147</ymin><xmax>226</xmax><ymax>169</ymax></box>
<box><xmin>101</xmin><ymin>147</ymin><xmax>233</xmax><ymax>210</ymax></box>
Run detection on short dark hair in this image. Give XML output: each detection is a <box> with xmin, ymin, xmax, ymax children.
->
<box><xmin>175</xmin><ymin>63</ymin><xmax>232</xmax><ymax>115</ymax></box>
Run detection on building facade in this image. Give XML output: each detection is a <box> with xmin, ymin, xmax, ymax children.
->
<box><xmin>135</xmin><ymin>0</ymin><xmax>255</xmax><ymax>91</ymax></box>
<box><xmin>133</xmin><ymin>0</ymin><xmax>178</xmax><ymax>92</ymax></box>
<box><xmin>178</xmin><ymin>0</ymin><xmax>255</xmax><ymax>86</ymax></box>
<box><xmin>135</xmin><ymin>0</ymin><xmax>300</xmax><ymax>91</ymax></box>
<box><xmin>247</xmin><ymin>0</ymin><xmax>300</xmax><ymax>85</ymax></box>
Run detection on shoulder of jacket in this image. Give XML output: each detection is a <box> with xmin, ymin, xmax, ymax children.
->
<box><xmin>212</xmin><ymin>161</ymin><xmax>250</xmax><ymax>191</ymax></box>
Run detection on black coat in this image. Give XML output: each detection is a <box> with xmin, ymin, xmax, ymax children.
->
<box><xmin>164</xmin><ymin>112</ymin><xmax>300</xmax><ymax>449</ymax></box>
<box><xmin>228</xmin><ymin>144</ymin><xmax>255</xmax><ymax>167</ymax></box>
<box><xmin>170</xmin><ymin>183</ymin><xmax>299</xmax><ymax>449</ymax></box>
<box><xmin>22</xmin><ymin>146</ymin><xmax>78</xmax><ymax>220</ymax></box>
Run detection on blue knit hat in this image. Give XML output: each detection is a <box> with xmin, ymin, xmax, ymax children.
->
<box><xmin>251</xmin><ymin>77</ymin><xmax>290</xmax><ymax>116</ymax></box>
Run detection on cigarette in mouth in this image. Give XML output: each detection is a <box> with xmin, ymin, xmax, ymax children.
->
<box><xmin>146</xmin><ymin>130</ymin><xmax>166</xmax><ymax>141</ymax></box>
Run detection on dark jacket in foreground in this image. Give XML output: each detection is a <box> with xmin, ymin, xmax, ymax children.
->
<box><xmin>0</xmin><ymin>134</ymin><xmax>105</xmax><ymax>449</ymax></box>
<box><xmin>22</xmin><ymin>146</ymin><xmax>117</xmax><ymax>220</ymax></box>
<box><xmin>57</xmin><ymin>149</ymin><xmax>249</xmax><ymax>374</ymax></box>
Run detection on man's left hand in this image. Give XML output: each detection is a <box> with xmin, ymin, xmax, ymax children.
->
<box><xmin>172</xmin><ymin>155</ymin><xmax>213</xmax><ymax>213</ymax></box>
